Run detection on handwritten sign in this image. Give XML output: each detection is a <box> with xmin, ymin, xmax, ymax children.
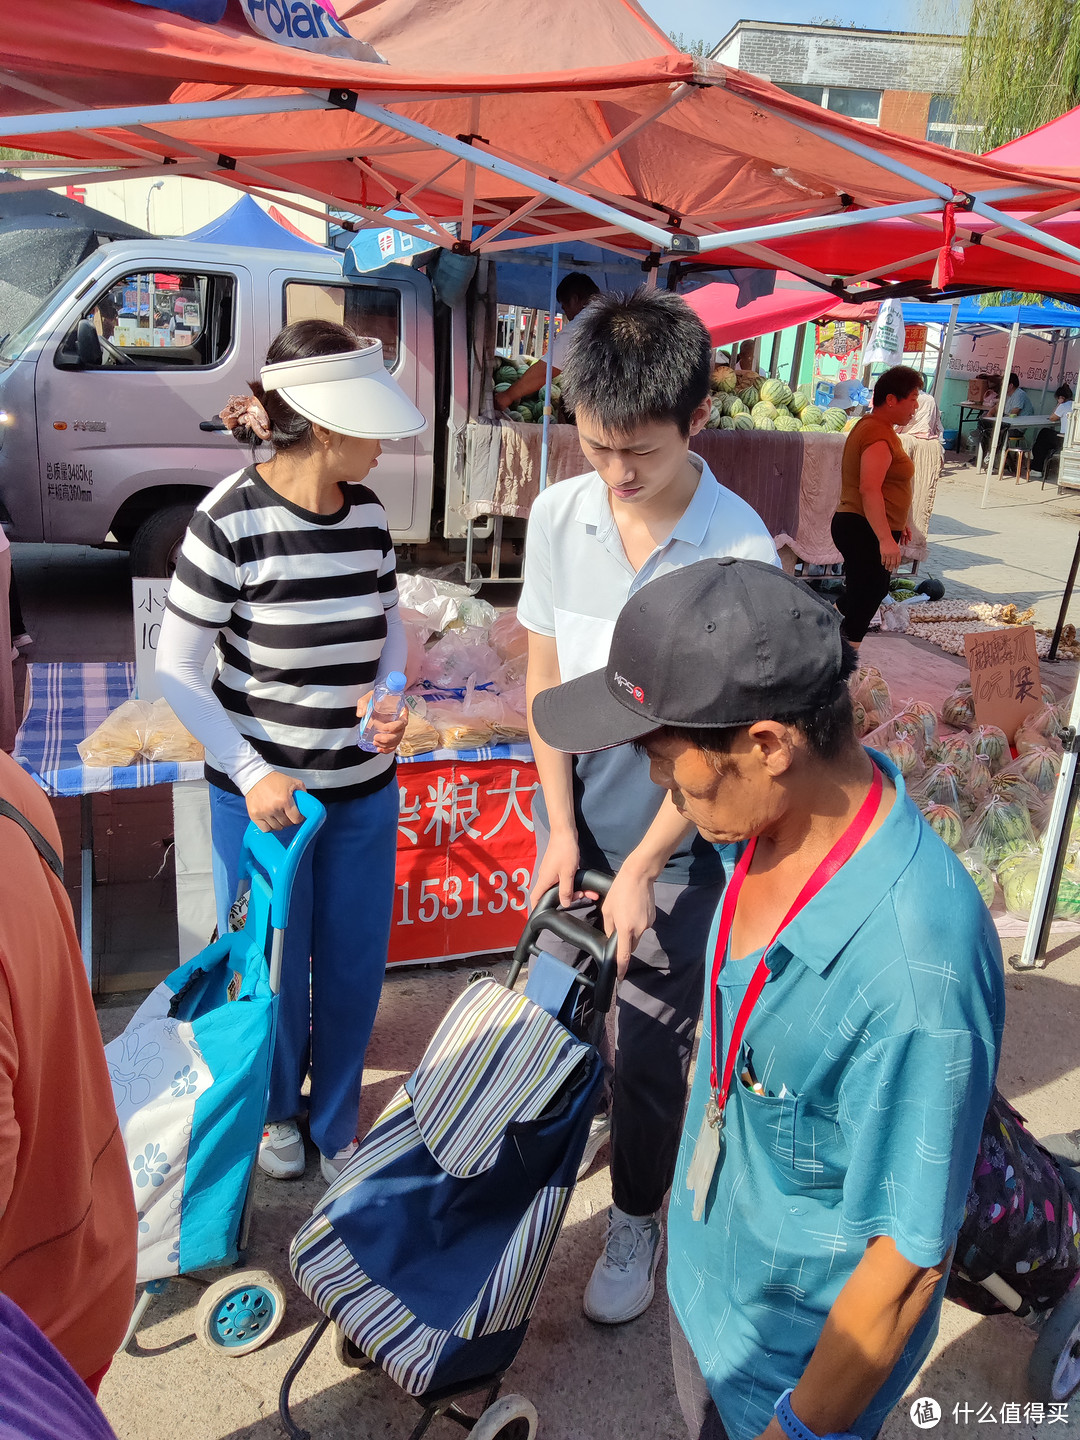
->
<box><xmin>132</xmin><ymin>578</ymin><xmax>171</xmax><ymax>702</ymax></box>
<box><xmin>964</xmin><ymin>626</ymin><xmax>1043</xmax><ymax>740</ymax></box>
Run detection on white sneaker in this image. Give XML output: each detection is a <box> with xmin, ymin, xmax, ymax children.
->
<box><xmin>258</xmin><ymin>1120</ymin><xmax>305</xmax><ymax>1179</ymax></box>
<box><xmin>583</xmin><ymin>1206</ymin><xmax>663</xmax><ymax>1324</ymax></box>
<box><xmin>320</xmin><ymin>1139</ymin><xmax>359</xmax><ymax>1185</ymax></box>
<box><xmin>576</xmin><ymin>1114</ymin><xmax>612</xmax><ymax>1181</ymax></box>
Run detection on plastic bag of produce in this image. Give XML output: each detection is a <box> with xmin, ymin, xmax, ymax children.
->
<box><xmin>1000</xmin><ymin>747</ymin><xmax>1061</xmax><ymax>796</ymax></box>
<box><xmin>850</xmin><ymin>666</ymin><xmax>893</xmax><ymax>737</ymax></box>
<box><xmin>963</xmin><ymin>754</ymin><xmax>993</xmax><ymax>817</ymax></box>
<box><xmin>141</xmin><ymin>698</ymin><xmax>204</xmax><ymax>763</ymax></box>
<box><xmin>914</xmin><ymin>762</ymin><xmax>964</xmax><ymax>814</ymax></box>
<box><xmin>927</xmin><ymin>731</ymin><xmax>974</xmax><ymax>777</ymax></box>
<box><xmin>970</xmin><ymin>723</ymin><xmax>1010</xmax><ymax>774</ymax></box>
<box><xmin>940</xmin><ymin>684</ymin><xmax>975</xmax><ymax>730</ymax></box>
<box><xmin>967</xmin><ymin>794</ymin><xmax>1037</xmax><ymax>871</ymax></box>
<box><xmin>895</xmin><ymin>699</ymin><xmax>937</xmax><ymax>746</ymax></box>
<box><xmin>923</xmin><ymin>802</ymin><xmax>965</xmax><ymax>851</ymax></box>
<box><xmin>419</xmin><ymin>627</ymin><xmax>502</xmax><ymax>690</ymax></box>
<box><xmin>959</xmin><ymin>848</ymin><xmax>996</xmax><ymax>908</ymax></box>
<box><xmin>489</xmin><ymin>612</ymin><xmax>529</xmax><ymax>662</ymax></box>
<box><xmin>77</xmin><ymin>699</ymin><xmax>157</xmax><ymax>767</ymax></box>
<box><xmin>864</xmin><ymin>711</ymin><xmax>927</xmax><ymax>755</ymax></box>
<box><xmin>398</xmin><ymin>710</ymin><xmax>441</xmax><ymax>757</ymax></box>
<box><xmin>424</xmin><ymin>700</ymin><xmax>494</xmax><ymax>750</ymax></box>
<box><xmin>1015</xmin><ymin>703</ymin><xmax>1063</xmax><ymax>756</ymax></box>
<box><xmin>998</xmin><ymin>848</ymin><xmax>1042</xmax><ymax>919</ymax></box>
<box><xmin>883</xmin><ymin>737</ymin><xmax>924</xmax><ymax>782</ymax></box>
<box><xmin>990</xmin><ymin>771</ymin><xmax>1049</xmax><ymax>836</ymax></box>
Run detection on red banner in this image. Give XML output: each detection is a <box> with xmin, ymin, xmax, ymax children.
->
<box><xmin>389</xmin><ymin>757</ymin><xmax>540</xmax><ymax>965</ymax></box>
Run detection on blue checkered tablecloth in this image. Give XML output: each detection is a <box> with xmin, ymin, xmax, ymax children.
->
<box><xmin>14</xmin><ymin>662</ymin><xmax>533</xmax><ymax>799</ymax></box>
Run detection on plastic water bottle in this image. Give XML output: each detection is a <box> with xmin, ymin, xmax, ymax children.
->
<box><xmin>358</xmin><ymin>671</ymin><xmax>408</xmax><ymax>752</ymax></box>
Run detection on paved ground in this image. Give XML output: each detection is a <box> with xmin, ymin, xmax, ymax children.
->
<box><xmin>11</xmin><ymin>462</ymin><xmax>1080</xmax><ymax>1440</ymax></box>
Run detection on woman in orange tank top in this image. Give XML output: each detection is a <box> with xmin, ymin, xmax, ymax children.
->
<box><xmin>831</xmin><ymin>366</ymin><xmax>922</xmax><ymax>647</ymax></box>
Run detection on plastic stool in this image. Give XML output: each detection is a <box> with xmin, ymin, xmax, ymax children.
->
<box><xmin>998</xmin><ymin>440</ymin><xmax>1030</xmax><ymax>484</ymax></box>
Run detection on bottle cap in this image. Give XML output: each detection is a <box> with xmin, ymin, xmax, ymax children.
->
<box><xmin>386</xmin><ymin>671</ymin><xmax>408</xmax><ymax>694</ymax></box>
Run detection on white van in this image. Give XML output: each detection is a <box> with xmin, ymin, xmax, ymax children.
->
<box><xmin>0</xmin><ymin>238</ymin><xmax>485</xmax><ymax>574</ymax></box>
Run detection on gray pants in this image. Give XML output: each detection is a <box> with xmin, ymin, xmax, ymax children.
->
<box><xmin>532</xmin><ymin>816</ymin><xmax>720</xmax><ymax>1218</ymax></box>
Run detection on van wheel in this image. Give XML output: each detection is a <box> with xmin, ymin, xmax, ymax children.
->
<box><xmin>129</xmin><ymin>503</ymin><xmax>197</xmax><ymax>577</ymax></box>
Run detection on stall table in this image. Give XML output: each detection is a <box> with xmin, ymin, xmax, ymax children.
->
<box><xmin>14</xmin><ymin>662</ymin><xmax>539</xmax><ymax>986</ymax></box>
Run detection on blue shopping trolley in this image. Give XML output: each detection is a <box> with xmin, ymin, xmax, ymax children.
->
<box><xmin>108</xmin><ymin>791</ymin><xmax>326</xmax><ymax>1357</ymax></box>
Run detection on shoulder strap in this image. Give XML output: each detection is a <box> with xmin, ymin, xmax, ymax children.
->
<box><xmin>0</xmin><ymin>798</ymin><xmax>64</xmax><ymax>882</ymax></box>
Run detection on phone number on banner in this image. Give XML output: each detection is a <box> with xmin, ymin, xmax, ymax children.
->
<box><xmin>391</xmin><ymin>757</ymin><xmax>540</xmax><ymax>965</ymax></box>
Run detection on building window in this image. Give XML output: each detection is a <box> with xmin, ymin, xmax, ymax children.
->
<box><xmin>778</xmin><ymin>84</ymin><xmax>881</xmax><ymax>124</ymax></box>
<box><xmin>926</xmin><ymin>95</ymin><xmax>981</xmax><ymax>150</ymax></box>
<box><xmin>284</xmin><ymin>281</ymin><xmax>400</xmax><ymax>369</ymax></box>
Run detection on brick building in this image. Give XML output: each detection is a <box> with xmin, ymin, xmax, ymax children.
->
<box><xmin>711</xmin><ymin>21</ymin><xmax>978</xmax><ymax>148</ymax></box>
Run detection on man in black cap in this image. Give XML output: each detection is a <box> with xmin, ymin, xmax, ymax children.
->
<box><xmin>533</xmin><ymin>558</ymin><xmax>1005</xmax><ymax>1440</ymax></box>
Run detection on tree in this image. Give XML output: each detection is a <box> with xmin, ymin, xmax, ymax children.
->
<box><xmin>953</xmin><ymin>0</ymin><xmax>1080</xmax><ymax>151</ymax></box>
<box><xmin>668</xmin><ymin>31</ymin><xmax>715</xmax><ymax>58</ymax></box>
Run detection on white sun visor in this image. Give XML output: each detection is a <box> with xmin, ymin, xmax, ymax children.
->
<box><xmin>261</xmin><ymin>341</ymin><xmax>427</xmax><ymax>440</ymax></box>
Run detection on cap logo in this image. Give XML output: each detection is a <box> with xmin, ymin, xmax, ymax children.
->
<box><xmin>613</xmin><ymin>672</ymin><xmax>645</xmax><ymax>704</ymax></box>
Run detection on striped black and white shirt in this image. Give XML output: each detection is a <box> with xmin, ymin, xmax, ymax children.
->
<box><xmin>167</xmin><ymin>466</ymin><xmax>398</xmax><ymax>801</ymax></box>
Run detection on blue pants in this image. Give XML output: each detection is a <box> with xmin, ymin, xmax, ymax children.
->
<box><xmin>209</xmin><ymin>780</ymin><xmax>399</xmax><ymax>1156</ymax></box>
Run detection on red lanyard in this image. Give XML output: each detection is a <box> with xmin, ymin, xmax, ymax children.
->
<box><xmin>707</xmin><ymin>765</ymin><xmax>884</xmax><ymax>1120</ymax></box>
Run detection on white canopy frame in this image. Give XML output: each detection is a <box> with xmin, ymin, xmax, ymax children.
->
<box><xmin>6</xmin><ymin>72</ymin><xmax>1080</xmax><ymax>294</ymax></box>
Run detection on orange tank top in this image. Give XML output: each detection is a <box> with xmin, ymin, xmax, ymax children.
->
<box><xmin>837</xmin><ymin>414</ymin><xmax>915</xmax><ymax>531</ymax></box>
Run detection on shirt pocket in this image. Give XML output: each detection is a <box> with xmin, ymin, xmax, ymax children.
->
<box><xmin>790</xmin><ymin>1095</ymin><xmax>847</xmax><ymax>1191</ymax></box>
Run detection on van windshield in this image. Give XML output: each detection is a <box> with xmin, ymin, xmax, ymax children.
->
<box><xmin>0</xmin><ymin>275</ymin><xmax>76</xmax><ymax>365</ymax></box>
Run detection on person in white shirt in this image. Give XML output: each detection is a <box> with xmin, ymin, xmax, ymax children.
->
<box><xmin>494</xmin><ymin>272</ymin><xmax>599</xmax><ymax>414</ymax></box>
<box><xmin>518</xmin><ymin>288</ymin><xmax>778</xmax><ymax>1327</ymax></box>
<box><xmin>1032</xmin><ymin>384</ymin><xmax>1074</xmax><ymax>476</ymax></box>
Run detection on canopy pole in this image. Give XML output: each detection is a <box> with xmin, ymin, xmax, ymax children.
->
<box><xmin>768</xmin><ymin>331</ymin><xmax>782</xmax><ymax>377</ymax></box>
<box><xmin>539</xmin><ymin>245</ymin><xmax>560</xmax><ymax>494</ymax></box>
<box><xmin>1039</xmin><ymin>335</ymin><xmax>1058</xmax><ymax>412</ymax></box>
<box><xmin>789</xmin><ymin>324</ymin><xmax>808</xmax><ymax>390</ymax></box>
<box><xmin>693</xmin><ymin>198</ymin><xmax>944</xmax><ymax>255</ymax></box>
<box><xmin>0</xmin><ymin>93</ymin><xmax>330</xmax><ymax>138</ymax></box>
<box><xmin>980</xmin><ymin>319</ymin><xmax>1020</xmax><ymax>506</ymax></box>
<box><xmin>972</xmin><ymin>200</ymin><xmax>1080</xmax><ymax>272</ymax></box>
<box><xmin>932</xmin><ymin>301</ymin><xmax>960</xmax><ymax>402</ymax></box>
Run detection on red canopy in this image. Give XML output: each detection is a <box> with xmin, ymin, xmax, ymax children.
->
<box><xmin>684</xmin><ymin>280</ymin><xmax>864</xmax><ymax>347</ymax></box>
<box><xmin>2</xmin><ymin>0</ymin><xmax>1080</xmax><ymax>296</ymax></box>
<box><xmin>987</xmin><ymin>108</ymin><xmax>1080</xmax><ymax>172</ymax></box>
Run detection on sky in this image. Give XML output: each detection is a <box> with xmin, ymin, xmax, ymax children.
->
<box><xmin>641</xmin><ymin>0</ymin><xmax>962</xmax><ymax>48</ymax></box>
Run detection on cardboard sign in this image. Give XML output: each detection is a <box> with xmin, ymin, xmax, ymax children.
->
<box><xmin>964</xmin><ymin>626</ymin><xmax>1044</xmax><ymax>740</ymax></box>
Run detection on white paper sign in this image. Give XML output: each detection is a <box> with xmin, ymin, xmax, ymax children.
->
<box><xmin>864</xmin><ymin>299</ymin><xmax>906</xmax><ymax>368</ymax></box>
<box><xmin>132</xmin><ymin>579</ymin><xmax>171</xmax><ymax>702</ymax></box>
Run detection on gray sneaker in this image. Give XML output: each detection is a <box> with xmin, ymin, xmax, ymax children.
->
<box><xmin>258</xmin><ymin>1120</ymin><xmax>305</xmax><ymax>1179</ymax></box>
<box><xmin>583</xmin><ymin>1206</ymin><xmax>663</xmax><ymax>1325</ymax></box>
<box><xmin>576</xmin><ymin>1114</ymin><xmax>612</xmax><ymax>1181</ymax></box>
<box><xmin>1041</xmin><ymin>1128</ymin><xmax>1080</xmax><ymax>1166</ymax></box>
<box><xmin>320</xmin><ymin>1139</ymin><xmax>359</xmax><ymax>1186</ymax></box>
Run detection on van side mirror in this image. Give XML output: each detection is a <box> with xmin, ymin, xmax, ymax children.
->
<box><xmin>76</xmin><ymin>318</ymin><xmax>103</xmax><ymax>368</ymax></box>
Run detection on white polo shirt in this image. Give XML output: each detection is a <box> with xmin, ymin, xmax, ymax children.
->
<box><xmin>518</xmin><ymin>456</ymin><xmax>779</xmax><ymax>882</ymax></box>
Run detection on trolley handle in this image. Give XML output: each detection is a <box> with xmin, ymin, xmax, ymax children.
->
<box><xmin>508</xmin><ymin>869</ymin><xmax>618</xmax><ymax>1020</ymax></box>
<box><xmin>240</xmin><ymin>791</ymin><xmax>327</xmax><ymax>931</ymax></box>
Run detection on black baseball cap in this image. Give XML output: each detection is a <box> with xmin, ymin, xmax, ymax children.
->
<box><xmin>532</xmin><ymin>557</ymin><xmax>845</xmax><ymax>754</ymax></box>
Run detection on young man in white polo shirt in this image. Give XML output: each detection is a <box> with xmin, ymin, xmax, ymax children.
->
<box><xmin>517</xmin><ymin>289</ymin><xmax>778</xmax><ymax>1325</ymax></box>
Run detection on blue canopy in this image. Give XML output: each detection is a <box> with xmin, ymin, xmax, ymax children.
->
<box><xmin>343</xmin><ymin>212</ymin><xmax>451</xmax><ymax>275</ymax></box>
<box><xmin>901</xmin><ymin>296</ymin><xmax>1080</xmax><ymax>330</ymax></box>
<box><xmin>185</xmin><ymin>194</ymin><xmax>324</xmax><ymax>252</ymax></box>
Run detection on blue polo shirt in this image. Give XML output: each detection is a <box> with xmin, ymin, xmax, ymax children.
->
<box><xmin>518</xmin><ymin>459</ymin><xmax>779</xmax><ymax>882</ymax></box>
<box><xmin>667</xmin><ymin>755</ymin><xmax>1005</xmax><ymax>1440</ymax></box>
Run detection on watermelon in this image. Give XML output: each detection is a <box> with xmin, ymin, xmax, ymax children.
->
<box><xmin>720</xmin><ymin>415</ymin><xmax>737</xmax><ymax>430</ymax></box>
<box><xmin>751</xmin><ymin>401</ymin><xmax>779</xmax><ymax>421</ymax></box>
<box><xmin>707</xmin><ymin>400</ymin><xmax>724</xmax><ymax>429</ymax></box>
<box><xmin>737</xmin><ymin>385</ymin><xmax>760</xmax><ymax>409</ymax></box>
<box><xmin>728</xmin><ymin>398</ymin><xmax>748</xmax><ymax>417</ymax></box>
<box><xmin>760</xmin><ymin>378</ymin><xmax>792</xmax><ymax>407</ymax></box>
<box><xmin>494</xmin><ymin>382</ymin><xmax>512</xmax><ymax>393</ymax></box>
<box><xmin>924</xmin><ymin>803</ymin><xmax>965</xmax><ymax>851</ymax></box>
<box><xmin>800</xmin><ymin>405</ymin><xmax>825</xmax><ymax>426</ymax></box>
<box><xmin>790</xmin><ymin>389</ymin><xmax>811</xmax><ymax>415</ymax></box>
<box><xmin>774</xmin><ymin>411</ymin><xmax>801</xmax><ymax>432</ymax></box>
<box><xmin>732</xmin><ymin>414</ymin><xmax>755</xmax><ymax>430</ymax></box>
<box><xmin>960</xmin><ymin>849</ymin><xmax>996</xmax><ymax>908</ymax></box>
<box><xmin>712</xmin><ymin>365</ymin><xmax>739</xmax><ymax>393</ymax></box>
<box><xmin>824</xmin><ymin>408</ymin><xmax>848</xmax><ymax>431</ymax></box>
<box><xmin>801</xmin><ymin>423</ymin><xmax>827</xmax><ymax>432</ymax></box>
<box><xmin>754</xmin><ymin>416</ymin><xmax>777</xmax><ymax>431</ymax></box>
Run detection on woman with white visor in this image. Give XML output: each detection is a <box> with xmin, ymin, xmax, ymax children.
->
<box><xmin>157</xmin><ymin>319</ymin><xmax>426</xmax><ymax>1184</ymax></box>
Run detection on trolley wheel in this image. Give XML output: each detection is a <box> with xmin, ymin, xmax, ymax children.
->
<box><xmin>470</xmin><ymin>1394</ymin><xmax>539</xmax><ymax>1440</ymax></box>
<box><xmin>195</xmin><ymin>1270</ymin><xmax>286</xmax><ymax>1356</ymax></box>
<box><xmin>331</xmin><ymin>1323</ymin><xmax>373</xmax><ymax>1370</ymax></box>
<box><xmin>1029</xmin><ymin>1283</ymin><xmax>1080</xmax><ymax>1401</ymax></box>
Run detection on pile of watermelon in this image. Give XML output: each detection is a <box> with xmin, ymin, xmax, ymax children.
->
<box><xmin>707</xmin><ymin>366</ymin><xmax>847</xmax><ymax>435</ymax></box>
<box><xmin>493</xmin><ymin>355</ymin><xmax>559</xmax><ymax>424</ymax></box>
